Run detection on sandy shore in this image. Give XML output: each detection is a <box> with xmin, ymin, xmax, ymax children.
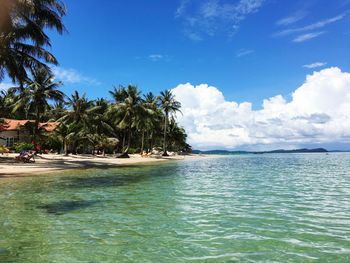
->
<box><xmin>0</xmin><ymin>153</ymin><xmax>209</xmax><ymax>177</ymax></box>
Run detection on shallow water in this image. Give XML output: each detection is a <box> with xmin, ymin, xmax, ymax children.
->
<box><xmin>1</xmin><ymin>153</ymin><xmax>350</xmax><ymax>262</ymax></box>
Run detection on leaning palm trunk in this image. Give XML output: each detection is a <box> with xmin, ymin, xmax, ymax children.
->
<box><xmin>122</xmin><ymin>131</ymin><xmax>126</xmax><ymax>150</ymax></box>
<box><xmin>118</xmin><ymin>127</ymin><xmax>131</xmax><ymax>158</ymax></box>
<box><xmin>125</xmin><ymin>127</ymin><xmax>131</xmax><ymax>153</ymax></box>
<box><xmin>162</xmin><ymin>112</ymin><xmax>169</xmax><ymax>156</ymax></box>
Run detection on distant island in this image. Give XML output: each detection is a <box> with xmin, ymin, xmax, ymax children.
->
<box><xmin>193</xmin><ymin>148</ymin><xmax>330</xmax><ymax>155</ymax></box>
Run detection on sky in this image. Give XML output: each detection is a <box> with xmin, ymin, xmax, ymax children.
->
<box><xmin>2</xmin><ymin>0</ymin><xmax>350</xmax><ymax>150</ymax></box>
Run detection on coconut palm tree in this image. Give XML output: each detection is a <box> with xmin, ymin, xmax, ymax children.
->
<box><xmin>111</xmin><ymin>85</ymin><xmax>145</xmax><ymax>157</ymax></box>
<box><xmin>0</xmin><ymin>89</ymin><xmax>26</xmax><ymax>118</ymax></box>
<box><xmin>167</xmin><ymin>119</ymin><xmax>187</xmax><ymax>152</ymax></box>
<box><xmin>0</xmin><ymin>0</ymin><xmax>66</xmax><ymax>83</ymax></box>
<box><xmin>158</xmin><ymin>90</ymin><xmax>181</xmax><ymax>156</ymax></box>
<box><xmin>58</xmin><ymin>91</ymin><xmax>95</xmax><ymax>154</ymax></box>
<box><xmin>63</xmin><ymin>91</ymin><xmax>94</xmax><ymax>124</ymax></box>
<box><xmin>109</xmin><ymin>85</ymin><xmax>128</xmax><ymax>103</ymax></box>
<box><xmin>141</xmin><ymin>92</ymin><xmax>162</xmax><ymax>152</ymax></box>
<box><xmin>13</xmin><ymin>66</ymin><xmax>64</xmax><ymax>139</ymax></box>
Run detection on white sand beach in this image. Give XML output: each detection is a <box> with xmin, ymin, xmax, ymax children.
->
<box><xmin>0</xmin><ymin>153</ymin><xmax>208</xmax><ymax>177</ymax></box>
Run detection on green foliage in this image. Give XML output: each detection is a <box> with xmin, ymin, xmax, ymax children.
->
<box><xmin>0</xmin><ymin>0</ymin><xmax>66</xmax><ymax>83</ymax></box>
<box><xmin>14</xmin><ymin>142</ymin><xmax>34</xmax><ymax>153</ymax></box>
<box><xmin>127</xmin><ymin>148</ymin><xmax>140</xmax><ymax>154</ymax></box>
<box><xmin>40</xmin><ymin>135</ymin><xmax>62</xmax><ymax>153</ymax></box>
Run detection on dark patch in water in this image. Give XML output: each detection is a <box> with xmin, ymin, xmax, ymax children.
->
<box><xmin>61</xmin><ymin>166</ymin><xmax>177</xmax><ymax>189</ymax></box>
<box><xmin>37</xmin><ymin>200</ymin><xmax>100</xmax><ymax>215</ymax></box>
<box><xmin>64</xmin><ymin>175</ymin><xmax>145</xmax><ymax>188</ymax></box>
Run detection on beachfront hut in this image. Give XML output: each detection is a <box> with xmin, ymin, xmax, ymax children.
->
<box><xmin>0</xmin><ymin>119</ymin><xmax>60</xmax><ymax>147</ymax></box>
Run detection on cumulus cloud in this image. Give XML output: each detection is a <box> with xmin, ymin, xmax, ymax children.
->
<box><xmin>303</xmin><ymin>62</ymin><xmax>327</xmax><ymax>69</ymax></box>
<box><xmin>176</xmin><ymin>0</ymin><xmax>264</xmax><ymax>40</ymax></box>
<box><xmin>172</xmin><ymin>67</ymin><xmax>350</xmax><ymax>150</ymax></box>
<box><xmin>52</xmin><ymin>67</ymin><xmax>101</xmax><ymax>86</ymax></box>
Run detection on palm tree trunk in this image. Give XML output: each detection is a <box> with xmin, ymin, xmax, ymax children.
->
<box><xmin>117</xmin><ymin>127</ymin><xmax>131</xmax><ymax>158</ymax></box>
<box><xmin>34</xmin><ymin>106</ymin><xmax>40</xmax><ymax>148</ymax></box>
<box><xmin>141</xmin><ymin>130</ymin><xmax>145</xmax><ymax>153</ymax></box>
<box><xmin>162</xmin><ymin>112</ymin><xmax>169</xmax><ymax>156</ymax></box>
<box><xmin>150</xmin><ymin>132</ymin><xmax>154</xmax><ymax>152</ymax></box>
<box><xmin>122</xmin><ymin>131</ymin><xmax>126</xmax><ymax>151</ymax></box>
<box><xmin>124</xmin><ymin>127</ymin><xmax>131</xmax><ymax>153</ymax></box>
<box><xmin>64</xmin><ymin>140</ymin><xmax>68</xmax><ymax>156</ymax></box>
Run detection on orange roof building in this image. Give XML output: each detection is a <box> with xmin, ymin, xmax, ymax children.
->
<box><xmin>0</xmin><ymin>119</ymin><xmax>60</xmax><ymax>147</ymax></box>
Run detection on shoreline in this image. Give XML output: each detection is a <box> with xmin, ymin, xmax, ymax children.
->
<box><xmin>0</xmin><ymin>153</ymin><xmax>213</xmax><ymax>178</ymax></box>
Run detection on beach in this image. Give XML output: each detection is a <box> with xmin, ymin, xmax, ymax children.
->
<box><xmin>0</xmin><ymin>153</ymin><xmax>207</xmax><ymax>177</ymax></box>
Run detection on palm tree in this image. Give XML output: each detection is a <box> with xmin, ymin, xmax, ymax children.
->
<box><xmin>59</xmin><ymin>91</ymin><xmax>94</xmax><ymax>154</ymax></box>
<box><xmin>111</xmin><ymin>85</ymin><xmax>145</xmax><ymax>157</ymax></box>
<box><xmin>0</xmin><ymin>0</ymin><xmax>66</xmax><ymax>83</ymax></box>
<box><xmin>13</xmin><ymin>66</ymin><xmax>64</xmax><ymax>139</ymax></box>
<box><xmin>85</xmin><ymin>98</ymin><xmax>115</xmax><ymax>154</ymax></box>
<box><xmin>158</xmin><ymin>90</ymin><xmax>181</xmax><ymax>156</ymax></box>
<box><xmin>0</xmin><ymin>88</ymin><xmax>27</xmax><ymax>119</ymax></box>
<box><xmin>109</xmin><ymin>85</ymin><xmax>128</xmax><ymax>103</ymax></box>
<box><xmin>167</xmin><ymin>119</ymin><xmax>187</xmax><ymax>152</ymax></box>
<box><xmin>141</xmin><ymin>92</ymin><xmax>161</xmax><ymax>152</ymax></box>
<box><xmin>63</xmin><ymin>91</ymin><xmax>93</xmax><ymax>124</ymax></box>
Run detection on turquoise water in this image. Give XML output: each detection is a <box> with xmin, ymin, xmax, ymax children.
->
<box><xmin>1</xmin><ymin>154</ymin><xmax>350</xmax><ymax>262</ymax></box>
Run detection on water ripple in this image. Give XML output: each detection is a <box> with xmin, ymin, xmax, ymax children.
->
<box><xmin>1</xmin><ymin>154</ymin><xmax>350</xmax><ymax>262</ymax></box>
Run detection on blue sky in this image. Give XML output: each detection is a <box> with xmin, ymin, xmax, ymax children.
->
<box><xmin>3</xmin><ymin>0</ymin><xmax>350</xmax><ymax>150</ymax></box>
<box><xmin>44</xmin><ymin>0</ymin><xmax>350</xmax><ymax>108</ymax></box>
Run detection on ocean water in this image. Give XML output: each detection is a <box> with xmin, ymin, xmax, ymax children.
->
<box><xmin>0</xmin><ymin>153</ymin><xmax>350</xmax><ymax>262</ymax></box>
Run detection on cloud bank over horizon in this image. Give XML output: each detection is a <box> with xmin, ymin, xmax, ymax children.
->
<box><xmin>172</xmin><ymin>67</ymin><xmax>350</xmax><ymax>150</ymax></box>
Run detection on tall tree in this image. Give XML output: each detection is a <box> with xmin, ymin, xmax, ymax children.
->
<box><xmin>0</xmin><ymin>0</ymin><xmax>66</xmax><ymax>83</ymax></box>
<box><xmin>109</xmin><ymin>85</ymin><xmax>128</xmax><ymax>103</ymax></box>
<box><xmin>59</xmin><ymin>91</ymin><xmax>94</xmax><ymax>153</ymax></box>
<box><xmin>141</xmin><ymin>92</ymin><xmax>161</xmax><ymax>152</ymax></box>
<box><xmin>158</xmin><ymin>90</ymin><xmax>181</xmax><ymax>156</ymax></box>
<box><xmin>13</xmin><ymin>66</ymin><xmax>64</xmax><ymax>139</ymax></box>
<box><xmin>111</xmin><ymin>85</ymin><xmax>145</xmax><ymax>157</ymax></box>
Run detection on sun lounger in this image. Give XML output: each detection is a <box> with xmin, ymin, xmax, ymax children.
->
<box><xmin>15</xmin><ymin>151</ymin><xmax>36</xmax><ymax>163</ymax></box>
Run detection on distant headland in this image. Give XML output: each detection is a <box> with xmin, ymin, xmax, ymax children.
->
<box><xmin>191</xmin><ymin>148</ymin><xmax>345</xmax><ymax>155</ymax></box>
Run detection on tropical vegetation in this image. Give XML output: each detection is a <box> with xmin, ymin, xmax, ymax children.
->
<box><xmin>0</xmin><ymin>0</ymin><xmax>190</xmax><ymax>156</ymax></box>
<box><xmin>0</xmin><ymin>80</ymin><xmax>190</xmax><ymax>156</ymax></box>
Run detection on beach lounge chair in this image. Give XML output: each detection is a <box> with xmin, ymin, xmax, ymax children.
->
<box><xmin>15</xmin><ymin>150</ymin><xmax>36</xmax><ymax>163</ymax></box>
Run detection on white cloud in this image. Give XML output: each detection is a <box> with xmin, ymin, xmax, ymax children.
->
<box><xmin>176</xmin><ymin>0</ymin><xmax>264</xmax><ymax>39</ymax></box>
<box><xmin>275</xmin><ymin>13</ymin><xmax>346</xmax><ymax>37</ymax></box>
<box><xmin>172</xmin><ymin>67</ymin><xmax>350</xmax><ymax>150</ymax></box>
<box><xmin>303</xmin><ymin>62</ymin><xmax>327</xmax><ymax>69</ymax></box>
<box><xmin>52</xmin><ymin>67</ymin><xmax>101</xmax><ymax>86</ymax></box>
<box><xmin>293</xmin><ymin>31</ymin><xmax>325</xmax><ymax>42</ymax></box>
<box><xmin>276</xmin><ymin>11</ymin><xmax>306</xmax><ymax>26</ymax></box>
<box><xmin>176</xmin><ymin>0</ymin><xmax>190</xmax><ymax>17</ymax></box>
<box><xmin>148</xmin><ymin>54</ymin><xmax>164</xmax><ymax>62</ymax></box>
<box><xmin>0</xmin><ymin>83</ymin><xmax>12</xmax><ymax>91</ymax></box>
<box><xmin>236</xmin><ymin>49</ymin><xmax>254</xmax><ymax>57</ymax></box>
